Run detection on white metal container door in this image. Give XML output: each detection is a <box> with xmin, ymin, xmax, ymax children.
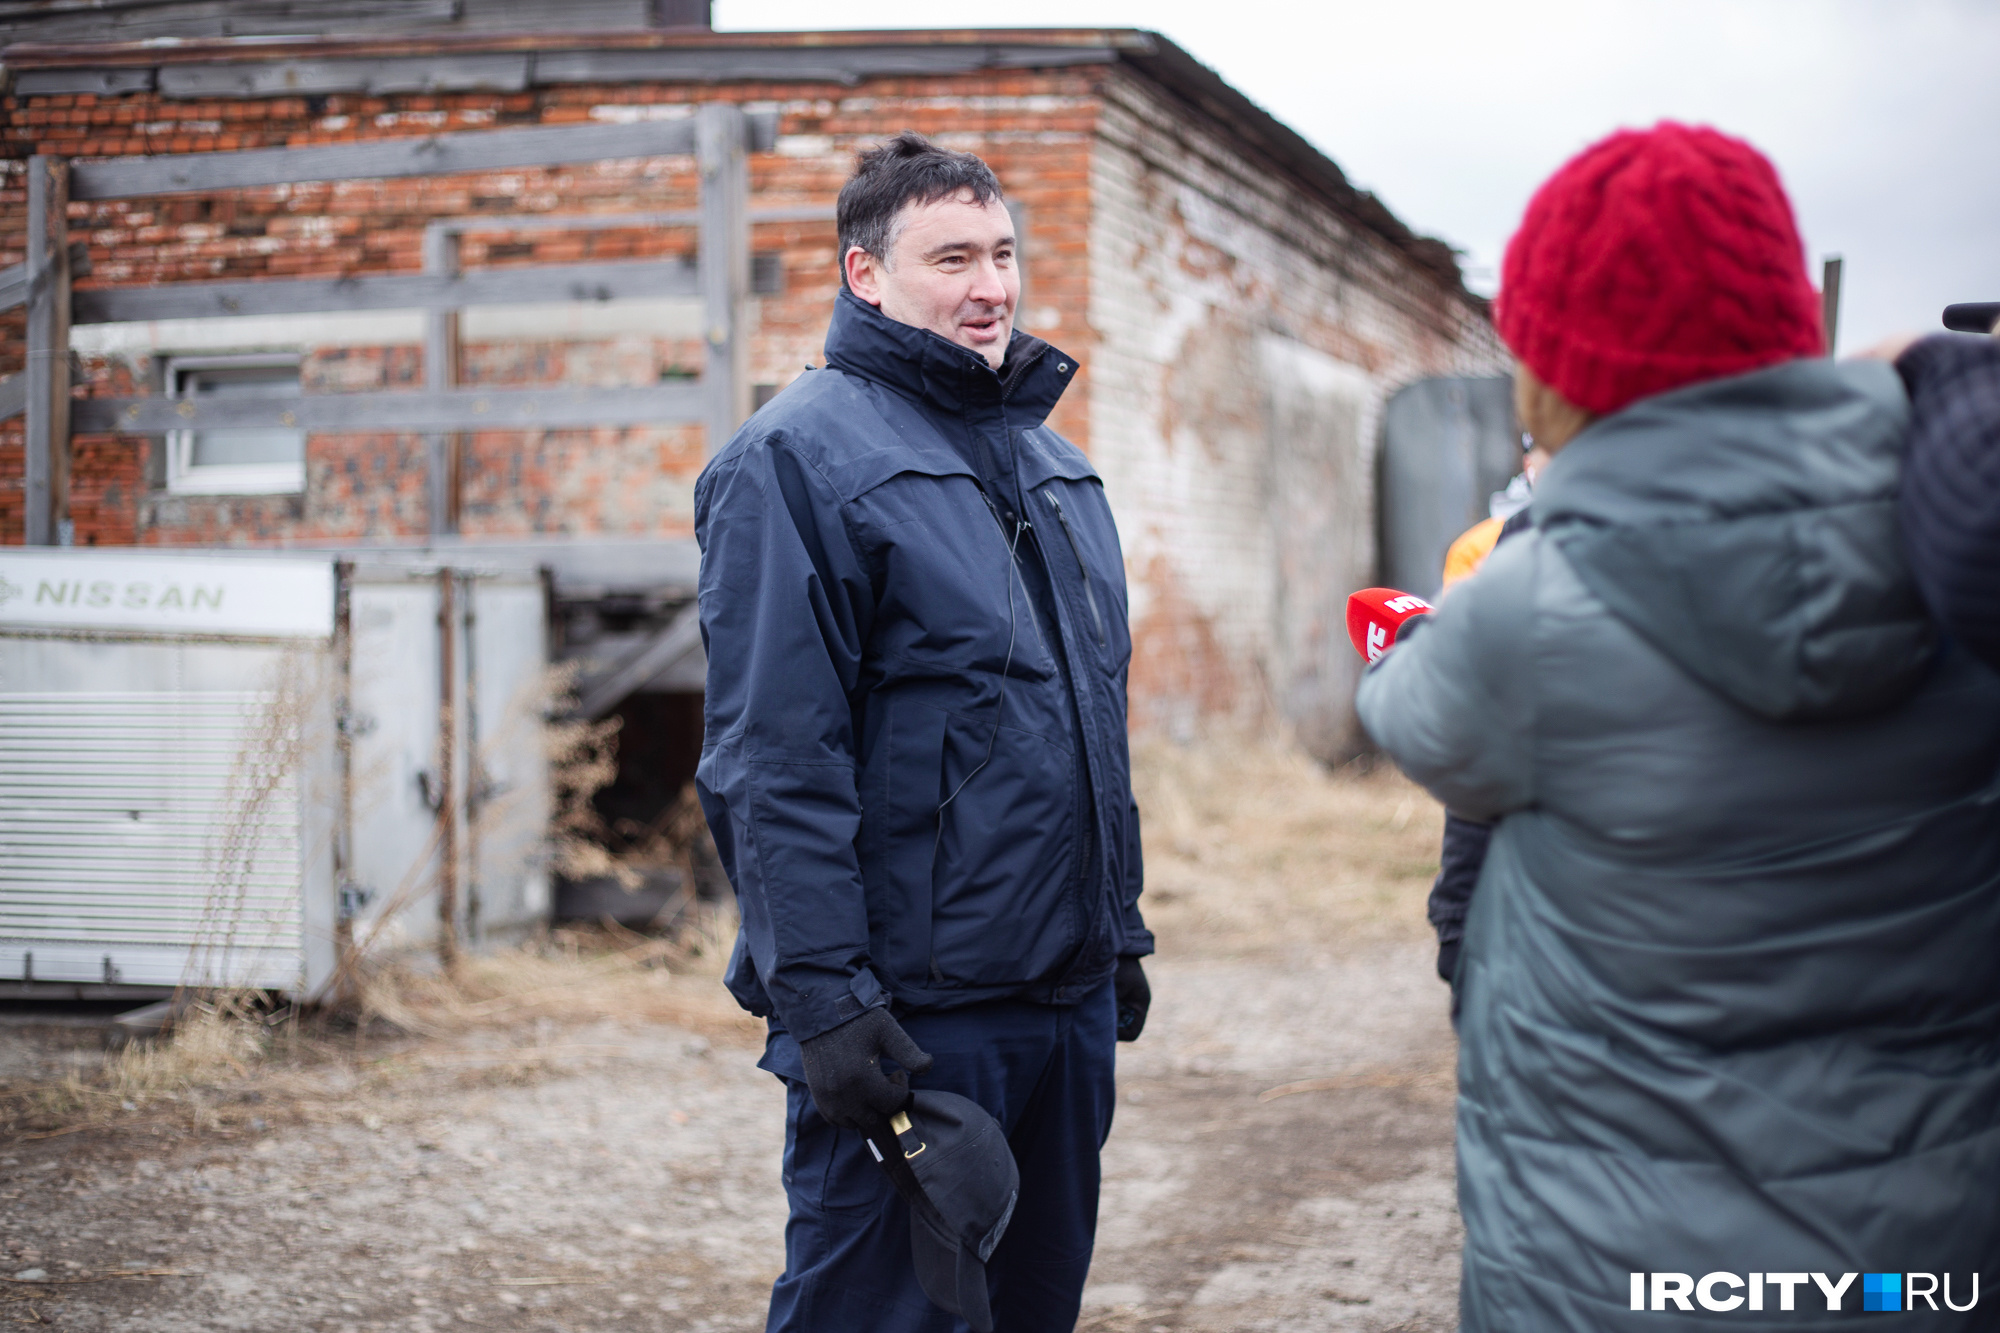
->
<box><xmin>0</xmin><ymin>691</ymin><xmax>305</xmax><ymax>989</ymax></box>
<box><xmin>468</xmin><ymin>576</ymin><xmax>551</xmax><ymax>937</ymax></box>
<box><xmin>343</xmin><ymin>577</ymin><xmax>448</xmax><ymax>953</ymax></box>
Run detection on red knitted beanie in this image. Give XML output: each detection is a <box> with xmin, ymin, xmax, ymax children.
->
<box><xmin>1494</xmin><ymin>122</ymin><xmax>1823</xmax><ymax>417</ymax></box>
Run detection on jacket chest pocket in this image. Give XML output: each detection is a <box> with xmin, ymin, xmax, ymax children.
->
<box><xmin>864</xmin><ymin>474</ymin><xmax>1059</xmax><ymax>684</ymax></box>
<box><xmin>1036</xmin><ymin>481</ymin><xmax>1133</xmax><ymax>674</ymax></box>
<box><xmin>860</xmin><ymin>695</ymin><xmax>1081</xmax><ymax>989</ymax></box>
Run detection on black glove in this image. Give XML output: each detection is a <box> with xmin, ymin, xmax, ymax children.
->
<box><xmin>798</xmin><ymin>1007</ymin><xmax>934</xmax><ymax>1132</ymax></box>
<box><xmin>1436</xmin><ymin>938</ymin><xmax>1461</xmax><ymax>986</ymax></box>
<box><xmin>1114</xmin><ymin>956</ymin><xmax>1150</xmax><ymax>1043</ymax></box>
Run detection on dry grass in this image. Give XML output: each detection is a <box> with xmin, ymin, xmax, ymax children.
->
<box><xmin>9</xmin><ymin>996</ymin><xmax>277</xmax><ymax>1135</ymax></box>
<box><xmin>357</xmin><ymin>914</ymin><xmax>759</xmax><ymax>1045</ymax></box>
<box><xmin>1</xmin><ymin>915</ymin><xmax>759</xmax><ymax>1142</ymax></box>
<box><xmin>538</xmin><ymin>661</ymin><xmax>636</xmax><ymax>887</ymax></box>
<box><xmin>1131</xmin><ymin>736</ymin><xmax>1444</xmax><ymax>960</ymax></box>
<box><xmin>109</xmin><ymin>999</ymin><xmax>268</xmax><ymax>1092</ymax></box>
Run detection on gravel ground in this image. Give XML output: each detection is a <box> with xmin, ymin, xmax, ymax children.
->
<box><xmin>1</xmin><ymin>747</ymin><xmax>1458</xmax><ymax>1331</ymax></box>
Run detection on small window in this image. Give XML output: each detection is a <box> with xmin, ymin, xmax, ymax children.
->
<box><xmin>165</xmin><ymin>355</ymin><xmax>305</xmax><ymax>496</ymax></box>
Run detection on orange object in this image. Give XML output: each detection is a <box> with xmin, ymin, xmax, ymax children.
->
<box><xmin>1442</xmin><ymin>516</ymin><xmax>1505</xmax><ymax>591</ymax></box>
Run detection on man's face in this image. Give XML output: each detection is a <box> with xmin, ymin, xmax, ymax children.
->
<box><xmin>845</xmin><ymin>190</ymin><xmax>1019</xmax><ymax>369</ymax></box>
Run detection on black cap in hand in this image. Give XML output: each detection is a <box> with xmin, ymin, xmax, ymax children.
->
<box><xmin>865</xmin><ymin>1090</ymin><xmax>1019</xmax><ymax>1333</ymax></box>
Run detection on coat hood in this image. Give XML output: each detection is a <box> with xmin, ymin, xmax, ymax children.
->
<box><xmin>1533</xmin><ymin>357</ymin><xmax>1936</xmax><ymax>720</ymax></box>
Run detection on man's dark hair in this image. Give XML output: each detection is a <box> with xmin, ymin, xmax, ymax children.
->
<box><xmin>837</xmin><ymin>131</ymin><xmax>1004</xmax><ymax>283</ymax></box>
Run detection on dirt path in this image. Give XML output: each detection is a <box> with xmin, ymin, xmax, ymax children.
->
<box><xmin>1087</xmin><ymin>946</ymin><xmax>1459</xmax><ymax>1333</ymax></box>
<box><xmin>1</xmin><ymin>746</ymin><xmax>1457</xmax><ymax>1332</ymax></box>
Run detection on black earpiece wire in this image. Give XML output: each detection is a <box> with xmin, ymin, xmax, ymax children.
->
<box><xmin>932</xmin><ymin>509</ymin><xmax>1027</xmax><ymax>875</ymax></box>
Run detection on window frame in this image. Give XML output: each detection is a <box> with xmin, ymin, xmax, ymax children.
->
<box><xmin>163</xmin><ymin>352</ymin><xmax>307</xmax><ymax>496</ymax></box>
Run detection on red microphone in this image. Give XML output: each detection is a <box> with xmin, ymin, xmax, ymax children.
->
<box><xmin>1346</xmin><ymin>587</ymin><xmax>1434</xmax><ymax>662</ymax></box>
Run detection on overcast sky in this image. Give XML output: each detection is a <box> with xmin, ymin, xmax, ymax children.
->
<box><xmin>715</xmin><ymin>0</ymin><xmax>2000</xmax><ymax>353</ymax></box>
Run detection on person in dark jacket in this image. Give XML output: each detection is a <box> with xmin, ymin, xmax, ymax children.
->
<box><xmin>1895</xmin><ymin>330</ymin><xmax>2000</xmax><ymax>671</ymax></box>
<box><xmin>694</xmin><ymin>132</ymin><xmax>1152</xmax><ymax>1333</ymax></box>
<box><xmin>1359</xmin><ymin>123</ymin><xmax>2000</xmax><ymax>1330</ymax></box>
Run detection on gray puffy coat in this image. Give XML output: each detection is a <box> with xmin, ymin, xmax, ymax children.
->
<box><xmin>1359</xmin><ymin>358</ymin><xmax>2000</xmax><ymax>1330</ymax></box>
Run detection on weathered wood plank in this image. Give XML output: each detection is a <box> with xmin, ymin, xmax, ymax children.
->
<box><xmin>650</xmin><ymin>0</ymin><xmax>708</xmax><ymax>26</ymax></box>
<box><xmin>0</xmin><ymin>263</ymin><xmax>26</xmax><ymax>314</ymax></box>
<box><xmin>159</xmin><ymin>55</ymin><xmax>530</xmax><ymax>100</ymax></box>
<box><xmin>1007</xmin><ymin>198</ymin><xmax>1031</xmax><ymax>323</ymax></box>
<box><xmin>575</xmin><ymin>603</ymin><xmax>702</xmax><ymax>720</ymax></box>
<box><xmin>69</xmin><ymin>120</ymin><xmax>702</xmax><ymax>200</ymax></box>
<box><xmin>12</xmin><ymin>68</ymin><xmax>157</xmax><ymax>97</ymax></box>
<box><xmin>468</xmin><ymin>0</ymin><xmax>652</xmax><ymax>26</ymax></box>
<box><xmin>71</xmin><ymin>258</ymin><xmax>700</xmax><ymax>324</ymax></box>
<box><xmin>533</xmin><ymin>44</ymin><xmax>1118</xmax><ymax>86</ymax></box>
<box><xmin>424</xmin><ymin>228</ymin><xmax>462</xmax><ymax>538</ymax></box>
<box><xmin>74</xmin><ymin>384</ymin><xmax>706</xmax><ymax>434</ymax></box>
<box><xmin>698</xmin><ymin>103</ymin><xmax>749</xmax><ymax>458</ymax></box>
<box><xmin>433</xmin><ymin>209</ymin><xmax>699</xmax><ymax>234</ymax></box>
<box><xmin>0</xmin><ymin>0</ymin><xmax>456</xmax><ymax>43</ymax></box>
<box><xmin>748</xmin><ymin>204</ymin><xmax>838</xmax><ymax>225</ymax></box>
<box><xmin>421</xmin><ymin>202</ymin><xmax>829</xmax><ymax>236</ymax></box>
<box><xmin>24</xmin><ymin>157</ymin><xmax>71</xmax><ymax>547</ymax></box>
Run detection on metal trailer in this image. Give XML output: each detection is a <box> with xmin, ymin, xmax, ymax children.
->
<box><xmin>0</xmin><ymin>547</ymin><xmax>550</xmax><ymax>1002</ymax></box>
<box><xmin>1377</xmin><ymin>376</ymin><xmax>1521</xmax><ymax>599</ymax></box>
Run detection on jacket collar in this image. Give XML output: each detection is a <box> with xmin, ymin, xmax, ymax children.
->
<box><xmin>822</xmin><ymin>289</ymin><xmax>1077</xmax><ymax>428</ymax></box>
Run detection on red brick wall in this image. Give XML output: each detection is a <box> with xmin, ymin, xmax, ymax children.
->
<box><xmin>0</xmin><ymin>69</ymin><xmax>1103</xmax><ymax>546</ymax></box>
<box><xmin>0</xmin><ymin>58</ymin><xmax>1505</xmax><ymax>756</ymax></box>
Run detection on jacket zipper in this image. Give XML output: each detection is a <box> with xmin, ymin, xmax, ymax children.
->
<box><xmin>999</xmin><ymin>341</ymin><xmax>1048</xmax><ymax>402</ymax></box>
<box><xmin>1040</xmin><ymin>488</ymin><xmax>1108</xmax><ymax>650</ymax></box>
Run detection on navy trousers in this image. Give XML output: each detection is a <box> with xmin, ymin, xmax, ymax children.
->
<box><xmin>761</xmin><ymin>979</ymin><xmax>1118</xmax><ymax>1333</ymax></box>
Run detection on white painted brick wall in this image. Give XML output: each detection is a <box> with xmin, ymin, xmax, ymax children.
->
<box><xmin>1087</xmin><ymin>70</ymin><xmax>1510</xmax><ymax>758</ymax></box>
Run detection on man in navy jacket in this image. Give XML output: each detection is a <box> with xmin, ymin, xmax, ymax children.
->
<box><xmin>694</xmin><ymin>131</ymin><xmax>1152</xmax><ymax>1332</ymax></box>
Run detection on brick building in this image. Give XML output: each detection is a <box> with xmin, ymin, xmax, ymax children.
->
<box><xmin>0</xmin><ymin>5</ymin><xmax>1508</xmax><ymax>764</ymax></box>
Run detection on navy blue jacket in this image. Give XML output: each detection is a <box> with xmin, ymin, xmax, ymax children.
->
<box><xmin>694</xmin><ymin>292</ymin><xmax>1151</xmax><ymax>1043</ymax></box>
<box><xmin>1897</xmin><ymin>334</ymin><xmax>2000</xmax><ymax>671</ymax></box>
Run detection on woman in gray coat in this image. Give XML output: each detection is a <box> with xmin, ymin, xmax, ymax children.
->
<box><xmin>1360</xmin><ymin>123</ymin><xmax>2000</xmax><ymax>1329</ymax></box>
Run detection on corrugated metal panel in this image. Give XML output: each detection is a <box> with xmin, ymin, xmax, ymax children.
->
<box><xmin>0</xmin><ymin>692</ymin><xmax>303</xmax><ymax>989</ymax></box>
<box><xmin>1378</xmin><ymin>376</ymin><xmax>1520</xmax><ymax>599</ymax></box>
